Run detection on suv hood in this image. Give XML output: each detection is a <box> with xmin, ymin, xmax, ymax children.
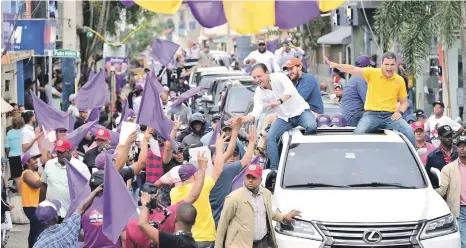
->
<box><xmin>273</xmin><ymin>188</ymin><xmax>451</xmax><ymax>223</ymax></box>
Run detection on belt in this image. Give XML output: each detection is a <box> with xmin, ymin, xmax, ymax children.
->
<box><xmin>253</xmin><ymin>235</ymin><xmax>268</xmax><ymax>245</ymax></box>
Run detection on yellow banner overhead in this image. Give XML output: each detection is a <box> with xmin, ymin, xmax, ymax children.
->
<box><xmin>318</xmin><ymin>0</ymin><xmax>345</xmax><ymax>12</ymax></box>
<box><xmin>223</xmin><ymin>0</ymin><xmax>275</xmax><ymax>35</ymax></box>
<box><xmin>134</xmin><ymin>0</ymin><xmax>182</xmax><ymax>15</ymax></box>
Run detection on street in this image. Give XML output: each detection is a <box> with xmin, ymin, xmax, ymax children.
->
<box><xmin>4</xmin><ymin>224</ymin><xmax>29</xmax><ymax>248</ymax></box>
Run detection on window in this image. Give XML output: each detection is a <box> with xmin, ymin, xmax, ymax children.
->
<box><xmin>225</xmin><ymin>86</ymin><xmax>256</xmax><ymax>114</ymax></box>
<box><xmin>282</xmin><ymin>142</ymin><xmax>426</xmax><ymax>189</ymax></box>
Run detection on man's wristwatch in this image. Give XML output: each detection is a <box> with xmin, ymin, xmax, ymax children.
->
<box><xmin>277</xmin><ymin>99</ymin><xmax>284</xmax><ymax>105</ymax></box>
<box><xmin>398</xmin><ymin>111</ymin><xmax>404</xmax><ymax>115</ymax></box>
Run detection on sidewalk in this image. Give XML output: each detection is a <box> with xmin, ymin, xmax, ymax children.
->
<box><xmin>5</xmin><ymin>224</ymin><xmax>28</xmax><ymax>248</ymax></box>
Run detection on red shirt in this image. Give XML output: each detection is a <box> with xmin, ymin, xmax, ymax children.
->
<box><xmin>440</xmin><ymin>145</ymin><xmax>453</xmax><ymax>164</ymax></box>
<box><xmin>125</xmin><ymin>201</ymin><xmax>184</xmax><ymax>248</ymax></box>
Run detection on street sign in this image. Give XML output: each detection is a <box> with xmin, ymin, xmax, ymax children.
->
<box><xmin>53</xmin><ymin>49</ymin><xmax>78</xmax><ymax>58</ymax></box>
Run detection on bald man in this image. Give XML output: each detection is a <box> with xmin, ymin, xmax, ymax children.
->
<box><xmin>160</xmin><ymin>92</ymin><xmax>172</xmax><ymax>115</ymax></box>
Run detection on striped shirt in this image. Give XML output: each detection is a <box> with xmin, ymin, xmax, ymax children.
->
<box><xmin>246</xmin><ymin>188</ymin><xmax>268</xmax><ymax>241</ymax></box>
<box><xmin>33</xmin><ymin>213</ymin><xmax>81</xmax><ymax>248</ymax></box>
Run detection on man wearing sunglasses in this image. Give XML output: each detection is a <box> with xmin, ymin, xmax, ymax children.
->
<box><xmin>243</xmin><ymin>40</ymin><xmax>280</xmax><ymax>73</ymax></box>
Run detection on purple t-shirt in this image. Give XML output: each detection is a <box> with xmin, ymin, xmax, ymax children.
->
<box><xmin>81</xmin><ymin>196</ymin><xmax>122</xmax><ymax>248</ymax></box>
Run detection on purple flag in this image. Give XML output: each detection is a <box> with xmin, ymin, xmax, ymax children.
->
<box><xmin>147</xmin><ymin>72</ymin><xmax>165</xmax><ymax>95</ymax></box>
<box><xmin>188</xmin><ymin>1</ymin><xmax>227</xmax><ymax>28</ymax></box>
<box><xmin>65</xmin><ymin>159</ymin><xmax>91</xmax><ymax>218</ymax></box>
<box><xmin>275</xmin><ymin>1</ymin><xmax>320</xmax><ymax>29</ymax></box>
<box><xmin>120</xmin><ymin>0</ymin><xmax>136</xmax><ymax>7</ymax></box>
<box><xmin>302</xmin><ymin>57</ymin><xmax>309</xmax><ymax>71</ymax></box>
<box><xmin>172</xmin><ymin>86</ymin><xmax>205</xmax><ymax>108</ymax></box>
<box><xmin>102</xmin><ymin>152</ymin><xmax>137</xmax><ymax>243</ymax></box>
<box><xmin>75</xmin><ymin>70</ymin><xmax>108</xmax><ymax>111</ymax></box>
<box><xmin>91</xmin><ymin>124</ymin><xmax>120</xmax><ymax>147</ymax></box>
<box><xmin>115</xmin><ymin>73</ymin><xmax>125</xmax><ymax>94</ymax></box>
<box><xmin>66</xmin><ymin>120</ymin><xmax>99</xmax><ymax>150</ymax></box>
<box><xmin>232</xmin><ymin>155</ymin><xmax>261</xmax><ymax>192</ymax></box>
<box><xmin>266</xmin><ymin>39</ymin><xmax>279</xmax><ymax>53</ymax></box>
<box><xmin>30</xmin><ymin>89</ymin><xmax>74</xmax><ymax>131</ymax></box>
<box><xmin>150</xmin><ymin>39</ymin><xmax>180</xmax><ymax>66</ymax></box>
<box><xmin>88</xmin><ymin>70</ymin><xmax>96</xmax><ymax>80</ymax></box>
<box><xmin>87</xmin><ymin>108</ymin><xmax>100</xmax><ymax>122</ymax></box>
<box><xmin>136</xmin><ymin>78</ymin><xmax>178</xmax><ymax>150</ymax></box>
<box><xmin>209</xmin><ymin>113</ymin><xmax>224</xmax><ymax>147</ymax></box>
<box><xmin>116</xmin><ymin>100</ymin><xmax>129</xmax><ymax>132</ymax></box>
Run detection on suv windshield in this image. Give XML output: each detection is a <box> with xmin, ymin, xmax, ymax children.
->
<box><xmin>282</xmin><ymin>142</ymin><xmax>426</xmax><ymax>189</ymax></box>
<box><xmin>225</xmin><ymin>86</ymin><xmax>256</xmax><ymax>114</ymax></box>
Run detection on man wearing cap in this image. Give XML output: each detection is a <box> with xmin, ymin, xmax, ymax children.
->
<box><xmin>324</xmin><ymin>52</ymin><xmax>415</xmax><ymax>146</ymax></box>
<box><xmin>40</xmin><ymin>139</ymin><xmax>90</xmax><ymax>223</ymax></box>
<box><xmin>283</xmin><ymin>57</ymin><xmax>323</xmax><ymax>116</ymax></box>
<box><xmin>132</xmin><ymin>84</ymin><xmax>144</xmax><ymax>116</ymax></box>
<box><xmin>74</xmin><ymin>108</ymin><xmax>88</xmax><ymax>130</ymax></box>
<box><xmin>275</xmin><ymin>39</ymin><xmax>305</xmax><ymax>68</ymax></box>
<box><xmin>33</xmin><ymin>185</ymin><xmax>102</xmax><ymax>248</ymax></box>
<box><xmin>414</xmin><ymin>109</ymin><xmax>428</xmax><ymax>123</ymax></box>
<box><xmin>426</xmin><ymin>101</ymin><xmax>464</xmax><ymax>147</ymax></box>
<box><xmin>67</xmin><ymin>94</ymin><xmax>79</xmax><ymax>118</ymax></box>
<box><xmin>200</xmin><ymin>113</ymin><xmax>222</xmax><ymax>146</ymax></box>
<box><xmin>426</xmin><ymin>125</ymin><xmax>458</xmax><ymax>187</ymax></box>
<box><xmin>411</xmin><ymin>121</ymin><xmax>436</xmax><ymax>166</ymax></box>
<box><xmin>436</xmin><ymin>134</ymin><xmax>466</xmax><ymax>246</ymax></box>
<box><xmin>332</xmin><ymin>83</ymin><xmax>343</xmax><ymax>103</ymax></box>
<box><xmin>340</xmin><ymin>55</ymin><xmax>374</xmax><ymax>127</ymax></box>
<box><xmin>170</xmin><ymin>133</ymin><xmax>227</xmax><ymax>248</ymax></box>
<box><xmin>244</xmin><ymin>40</ymin><xmax>280</xmax><ymax>73</ymax></box>
<box><xmin>235</xmin><ymin>63</ymin><xmax>317</xmax><ymax>171</ymax></box>
<box><xmin>83</xmin><ymin>127</ymin><xmax>111</xmax><ymax>173</ymax></box>
<box><xmin>215</xmin><ymin>162</ymin><xmax>301</xmax><ymax>248</ymax></box>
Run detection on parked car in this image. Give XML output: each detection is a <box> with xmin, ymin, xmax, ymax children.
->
<box><xmin>188</xmin><ymin>66</ymin><xmax>229</xmax><ymax>88</ymax></box>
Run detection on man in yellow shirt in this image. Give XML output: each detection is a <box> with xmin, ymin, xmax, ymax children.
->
<box><xmin>324</xmin><ymin>52</ymin><xmax>415</xmax><ymax>145</ymax></box>
<box><xmin>170</xmin><ymin>133</ymin><xmax>227</xmax><ymax>248</ymax></box>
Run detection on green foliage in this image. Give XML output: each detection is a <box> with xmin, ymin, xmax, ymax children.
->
<box><xmin>125</xmin><ymin>17</ymin><xmax>167</xmax><ymax>56</ymax></box>
<box><xmin>374</xmin><ymin>1</ymin><xmax>461</xmax><ymax>75</ymax></box>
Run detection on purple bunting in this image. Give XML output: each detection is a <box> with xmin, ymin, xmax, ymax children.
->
<box><xmin>116</xmin><ymin>100</ymin><xmax>129</xmax><ymax>133</ymax></box>
<box><xmin>209</xmin><ymin>113</ymin><xmax>224</xmax><ymax>147</ymax></box>
<box><xmin>188</xmin><ymin>1</ymin><xmax>227</xmax><ymax>28</ymax></box>
<box><xmin>172</xmin><ymin>86</ymin><xmax>205</xmax><ymax>108</ymax></box>
<box><xmin>75</xmin><ymin>70</ymin><xmax>108</xmax><ymax>111</ymax></box>
<box><xmin>232</xmin><ymin>155</ymin><xmax>261</xmax><ymax>192</ymax></box>
<box><xmin>136</xmin><ymin>77</ymin><xmax>178</xmax><ymax>151</ymax></box>
<box><xmin>66</xmin><ymin>120</ymin><xmax>99</xmax><ymax>151</ymax></box>
<box><xmin>150</xmin><ymin>39</ymin><xmax>180</xmax><ymax>66</ymax></box>
<box><xmin>65</xmin><ymin>159</ymin><xmax>91</xmax><ymax>219</ymax></box>
<box><xmin>266</xmin><ymin>39</ymin><xmax>279</xmax><ymax>53</ymax></box>
<box><xmin>91</xmin><ymin>124</ymin><xmax>120</xmax><ymax>147</ymax></box>
<box><xmin>30</xmin><ymin>89</ymin><xmax>74</xmax><ymax>131</ymax></box>
<box><xmin>87</xmin><ymin>108</ymin><xmax>100</xmax><ymax>122</ymax></box>
<box><xmin>102</xmin><ymin>152</ymin><xmax>137</xmax><ymax>243</ymax></box>
<box><xmin>275</xmin><ymin>1</ymin><xmax>320</xmax><ymax>29</ymax></box>
<box><xmin>120</xmin><ymin>0</ymin><xmax>136</xmax><ymax>7</ymax></box>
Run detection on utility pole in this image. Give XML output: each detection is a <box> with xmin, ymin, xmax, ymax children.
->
<box><xmin>461</xmin><ymin>1</ymin><xmax>466</xmax><ymax>119</ymax></box>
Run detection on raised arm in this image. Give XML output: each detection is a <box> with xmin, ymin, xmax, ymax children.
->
<box><xmin>163</xmin><ymin>119</ymin><xmax>181</xmax><ymax>164</ymax></box>
<box><xmin>77</xmin><ymin>184</ymin><xmax>103</xmax><ymax>215</ymax></box>
<box><xmin>241</xmin><ymin>126</ymin><xmax>257</xmax><ymax>167</ymax></box>
<box><xmin>222</xmin><ymin>119</ymin><xmax>241</xmax><ymax>162</ymax></box>
<box><xmin>324</xmin><ymin>55</ymin><xmax>364</xmax><ymax>77</ymax></box>
<box><xmin>131</xmin><ymin>128</ymin><xmax>153</xmax><ymax>175</ymax></box>
<box><xmin>212</xmin><ymin>133</ymin><xmax>226</xmax><ymax>182</ymax></box>
<box><xmin>138</xmin><ymin>192</ymin><xmax>160</xmax><ymax>243</ymax></box>
<box><xmin>114</xmin><ymin>131</ymin><xmax>137</xmax><ymax>171</ymax></box>
<box><xmin>183</xmin><ymin>151</ymin><xmax>207</xmax><ymax>204</ymax></box>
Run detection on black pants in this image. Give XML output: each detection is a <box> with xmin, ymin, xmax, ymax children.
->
<box><xmin>23</xmin><ymin>207</ymin><xmax>42</xmax><ymax>248</ymax></box>
<box><xmin>253</xmin><ymin>236</ymin><xmax>269</xmax><ymax>248</ymax></box>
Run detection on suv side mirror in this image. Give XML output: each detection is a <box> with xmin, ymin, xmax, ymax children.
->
<box><xmin>430</xmin><ymin>168</ymin><xmax>442</xmax><ymax>188</ymax></box>
<box><xmin>262</xmin><ymin>169</ymin><xmax>277</xmax><ymax>193</ymax></box>
<box><xmin>201</xmin><ymin>95</ymin><xmax>214</xmax><ymax>103</ymax></box>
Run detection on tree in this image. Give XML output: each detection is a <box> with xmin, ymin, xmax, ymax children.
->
<box><xmin>125</xmin><ymin>17</ymin><xmax>166</xmax><ymax>56</ymax></box>
<box><xmin>78</xmin><ymin>1</ymin><xmax>154</xmax><ymax>84</ymax></box>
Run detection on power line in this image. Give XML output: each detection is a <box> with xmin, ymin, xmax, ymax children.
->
<box><xmin>360</xmin><ymin>0</ymin><xmax>380</xmax><ymax>51</ymax></box>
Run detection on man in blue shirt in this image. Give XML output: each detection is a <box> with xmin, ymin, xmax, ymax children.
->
<box><xmin>340</xmin><ymin>55</ymin><xmax>375</xmax><ymax>126</ymax></box>
<box><xmin>283</xmin><ymin>57</ymin><xmax>323</xmax><ymax>115</ymax></box>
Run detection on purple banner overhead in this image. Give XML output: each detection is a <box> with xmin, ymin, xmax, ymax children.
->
<box><xmin>30</xmin><ymin>89</ymin><xmax>74</xmax><ymax>131</ymax></box>
<box><xmin>120</xmin><ymin>0</ymin><xmax>136</xmax><ymax>7</ymax></box>
<box><xmin>275</xmin><ymin>0</ymin><xmax>320</xmax><ymax>29</ymax></box>
<box><xmin>66</xmin><ymin>119</ymin><xmax>99</xmax><ymax>151</ymax></box>
<box><xmin>87</xmin><ymin>108</ymin><xmax>100</xmax><ymax>122</ymax></box>
<box><xmin>65</xmin><ymin>159</ymin><xmax>91</xmax><ymax>219</ymax></box>
<box><xmin>171</xmin><ymin>86</ymin><xmax>204</xmax><ymax>108</ymax></box>
<box><xmin>188</xmin><ymin>1</ymin><xmax>227</xmax><ymax>28</ymax></box>
<box><xmin>266</xmin><ymin>39</ymin><xmax>279</xmax><ymax>53</ymax></box>
<box><xmin>75</xmin><ymin>70</ymin><xmax>108</xmax><ymax>111</ymax></box>
<box><xmin>150</xmin><ymin>39</ymin><xmax>180</xmax><ymax>66</ymax></box>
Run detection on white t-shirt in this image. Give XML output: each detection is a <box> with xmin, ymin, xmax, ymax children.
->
<box><xmin>425</xmin><ymin>115</ymin><xmax>462</xmax><ymax>147</ymax></box>
<box><xmin>243</xmin><ymin>50</ymin><xmax>281</xmax><ymax>73</ymax></box>
<box><xmin>160</xmin><ymin>165</ymin><xmax>181</xmax><ymax>186</ymax></box>
<box><xmin>40</xmin><ymin>157</ymin><xmax>91</xmax><ymax>217</ymax></box>
<box><xmin>132</xmin><ymin>96</ymin><xmax>142</xmax><ymax>116</ymax></box>
<box><xmin>21</xmin><ymin>124</ymin><xmax>40</xmax><ymax>158</ymax></box>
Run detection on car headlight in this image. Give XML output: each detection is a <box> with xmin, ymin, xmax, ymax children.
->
<box><xmin>275</xmin><ymin>219</ymin><xmax>323</xmax><ymax>241</ymax></box>
<box><xmin>420</xmin><ymin>214</ymin><xmax>458</xmax><ymax>240</ymax></box>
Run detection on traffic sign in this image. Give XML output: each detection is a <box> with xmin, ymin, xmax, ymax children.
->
<box><xmin>53</xmin><ymin>49</ymin><xmax>78</xmax><ymax>58</ymax></box>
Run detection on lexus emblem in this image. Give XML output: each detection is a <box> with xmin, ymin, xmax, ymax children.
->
<box><xmin>362</xmin><ymin>229</ymin><xmax>382</xmax><ymax>244</ymax></box>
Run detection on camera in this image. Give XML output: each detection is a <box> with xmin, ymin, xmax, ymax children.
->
<box><xmin>171</xmin><ymin>74</ymin><xmax>177</xmax><ymax>80</ymax></box>
<box><xmin>138</xmin><ymin>183</ymin><xmax>171</xmax><ymax>226</ymax></box>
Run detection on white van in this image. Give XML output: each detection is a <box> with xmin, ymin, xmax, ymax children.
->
<box><xmin>262</xmin><ymin>128</ymin><xmax>460</xmax><ymax>248</ymax></box>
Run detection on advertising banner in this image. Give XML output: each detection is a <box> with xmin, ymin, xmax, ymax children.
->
<box><xmin>105</xmin><ymin>57</ymin><xmax>129</xmax><ymax>93</ymax></box>
<box><xmin>10</xmin><ymin>19</ymin><xmax>57</xmax><ymax>55</ymax></box>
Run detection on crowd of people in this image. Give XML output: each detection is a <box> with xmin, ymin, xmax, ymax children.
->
<box><xmin>2</xmin><ymin>36</ymin><xmax>466</xmax><ymax>248</ymax></box>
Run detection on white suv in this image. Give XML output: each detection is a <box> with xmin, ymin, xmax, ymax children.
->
<box><xmin>262</xmin><ymin>127</ymin><xmax>460</xmax><ymax>248</ymax></box>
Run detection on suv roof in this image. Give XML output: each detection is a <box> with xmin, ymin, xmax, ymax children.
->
<box><xmin>288</xmin><ymin>128</ymin><xmax>408</xmax><ymax>144</ymax></box>
<box><xmin>195</xmin><ymin>66</ymin><xmax>228</xmax><ymax>73</ymax></box>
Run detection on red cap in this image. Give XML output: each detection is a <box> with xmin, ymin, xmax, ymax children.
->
<box><xmin>95</xmin><ymin>128</ymin><xmax>110</xmax><ymax>140</ymax></box>
<box><xmin>55</xmin><ymin>139</ymin><xmax>72</xmax><ymax>152</ymax></box>
<box><xmin>411</xmin><ymin>121</ymin><xmax>425</xmax><ymax>131</ymax></box>
<box><xmin>245</xmin><ymin>164</ymin><xmax>263</xmax><ymax>179</ymax></box>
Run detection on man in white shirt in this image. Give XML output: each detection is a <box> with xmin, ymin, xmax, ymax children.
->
<box><xmin>233</xmin><ymin>63</ymin><xmax>317</xmax><ymax>170</ymax></box>
<box><xmin>67</xmin><ymin>94</ymin><xmax>79</xmax><ymax>118</ymax></box>
<box><xmin>426</xmin><ymin>101</ymin><xmax>464</xmax><ymax>147</ymax></box>
<box><xmin>275</xmin><ymin>39</ymin><xmax>305</xmax><ymax>68</ymax></box>
<box><xmin>40</xmin><ymin>138</ymin><xmax>90</xmax><ymax>222</ymax></box>
<box><xmin>132</xmin><ymin>85</ymin><xmax>144</xmax><ymax>116</ymax></box>
<box><xmin>21</xmin><ymin>111</ymin><xmax>41</xmax><ymax>158</ymax></box>
<box><xmin>244</xmin><ymin>40</ymin><xmax>281</xmax><ymax>73</ymax></box>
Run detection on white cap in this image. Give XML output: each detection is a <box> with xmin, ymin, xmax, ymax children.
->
<box><xmin>69</xmin><ymin>94</ymin><xmax>76</xmax><ymax>102</ymax></box>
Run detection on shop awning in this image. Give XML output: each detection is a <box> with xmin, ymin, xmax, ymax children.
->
<box><xmin>1</xmin><ymin>50</ymin><xmax>34</xmax><ymax>65</ymax></box>
<box><xmin>317</xmin><ymin>26</ymin><xmax>351</xmax><ymax>45</ymax></box>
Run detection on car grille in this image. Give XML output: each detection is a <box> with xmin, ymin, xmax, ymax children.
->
<box><xmin>316</xmin><ymin>221</ymin><xmax>422</xmax><ymax>248</ymax></box>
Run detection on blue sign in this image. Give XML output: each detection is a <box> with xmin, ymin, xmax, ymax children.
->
<box><xmin>11</xmin><ymin>19</ymin><xmax>57</xmax><ymax>55</ymax></box>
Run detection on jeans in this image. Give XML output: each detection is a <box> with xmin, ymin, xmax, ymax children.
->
<box><xmin>197</xmin><ymin>241</ymin><xmax>214</xmax><ymax>248</ymax></box>
<box><xmin>23</xmin><ymin>207</ymin><xmax>42</xmax><ymax>248</ymax></box>
<box><xmin>354</xmin><ymin>111</ymin><xmax>415</xmax><ymax>146</ymax></box>
<box><xmin>267</xmin><ymin>110</ymin><xmax>317</xmax><ymax>170</ymax></box>
<box><xmin>347</xmin><ymin>110</ymin><xmax>364</xmax><ymax>127</ymax></box>
<box><xmin>459</xmin><ymin>207</ymin><xmax>466</xmax><ymax>248</ymax></box>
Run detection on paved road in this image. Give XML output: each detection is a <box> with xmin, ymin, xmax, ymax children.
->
<box><xmin>4</xmin><ymin>224</ymin><xmax>29</xmax><ymax>248</ymax></box>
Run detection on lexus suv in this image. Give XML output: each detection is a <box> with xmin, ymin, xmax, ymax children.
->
<box><xmin>262</xmin><ymin>127</ymin><xmax>460</xmax><ymax>248</ymax></box>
